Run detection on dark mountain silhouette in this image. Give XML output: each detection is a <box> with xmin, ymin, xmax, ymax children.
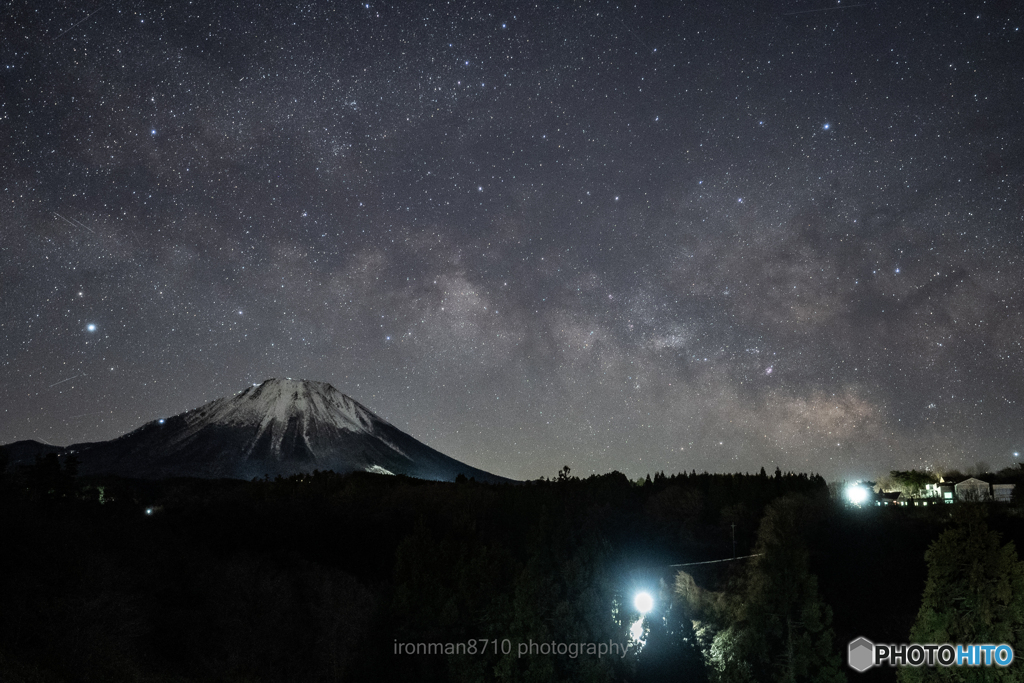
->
<box><xmin>0</xmin><ymin>439</ymin><xmax>64</xmax><ymax>472</ymax></box>
<box><xmin>1</xmin><ymin>379</ymin><xmax>510</xmax><ymax>483</ymax></box>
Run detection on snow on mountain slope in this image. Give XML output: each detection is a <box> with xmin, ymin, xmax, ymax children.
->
<box><xmin>54</xmin><ymin>379</ymin><xmax>509</xmax><ymax>483</ymax></box>
<box><xmin>171</xmin><ymin>379</ymin><xmax>385</xmax><ymax>462</ymax></box>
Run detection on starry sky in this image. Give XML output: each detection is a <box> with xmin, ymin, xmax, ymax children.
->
<box><xmin>2</xmin><ymin>0</ymin><xmax>1023</xmax><ymax>481</ymax></box>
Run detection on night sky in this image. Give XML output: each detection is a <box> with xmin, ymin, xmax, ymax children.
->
<box><xmin>2</xmin><ymin>0</ymin><xmax>1023</xmax><ymax>482</ymax></box>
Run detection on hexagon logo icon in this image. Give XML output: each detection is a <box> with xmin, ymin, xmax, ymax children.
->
<box><xmin>848</xmin><ymin>637</ymin><xmax>874</xmax><ymax>672</ymax></box>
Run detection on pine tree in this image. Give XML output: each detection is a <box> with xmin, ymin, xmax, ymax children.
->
<box><xmin>709</xmin><ymin>496</ymin><xmax>845</xmax><ymax>683</ymax></box>
<box><xmin>898</xmin><ymin>506</ymin><xmax>1024</xmax><ymax>683</ymax></box>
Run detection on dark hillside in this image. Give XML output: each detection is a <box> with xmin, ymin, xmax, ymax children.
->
<box><xmin>2</xmin><ymin>461</ymin><xmax>1012</xmax><ymax>682</ymax></box>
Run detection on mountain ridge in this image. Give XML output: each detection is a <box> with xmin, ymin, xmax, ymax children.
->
<box><xmin>1</xmin><ymin>379</ymin><xmax>511</xmax><ymax>483</ymax></box>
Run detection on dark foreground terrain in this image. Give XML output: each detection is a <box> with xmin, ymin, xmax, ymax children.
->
<box><xmin>2</xmin><ymin>457</ymin><xmax>1021</xmax><ymax>682</ymax></box>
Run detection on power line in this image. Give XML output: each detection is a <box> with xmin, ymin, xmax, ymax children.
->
<box><xmin>669</xmin><ymin>553</ymin><xmax>762</xmax><ymax>568</ymax></box>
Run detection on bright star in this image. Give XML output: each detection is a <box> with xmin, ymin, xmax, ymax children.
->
<box><xmin>86</xmin><ymin>324</ymin><xmax>97</xmax><ymax>332</ymax></box>
<box><xmin>822</xmin><ymin>123</ymin><xmax>830</xmax><ymax>130</ymax></box>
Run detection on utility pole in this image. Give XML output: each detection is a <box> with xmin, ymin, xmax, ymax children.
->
<box><xmin>731</xmin><ymin>522</ymin><xmax>736</xmax><ymax>559</ymax></box>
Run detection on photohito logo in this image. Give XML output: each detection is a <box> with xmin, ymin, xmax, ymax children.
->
<box><xmin>848</xmin><ymin>638</ymin><xmax>874</xmax><ymax>673</ymax></box>
<box><xmin>848</xmin><ymin>637</ymin><xmax>1014</xmax><ymax>672</ymax></box>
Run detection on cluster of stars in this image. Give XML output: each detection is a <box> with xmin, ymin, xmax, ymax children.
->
<box><xmin>0</xmin><ymin>0</ymin><xmax>1021</xmax><ymax>480</ymax></box>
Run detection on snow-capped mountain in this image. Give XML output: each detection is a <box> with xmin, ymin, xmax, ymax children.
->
<box><xmin>25</xmin><ymin>379</ymin><xmax>509</xmax><ymax>483</ymax></box>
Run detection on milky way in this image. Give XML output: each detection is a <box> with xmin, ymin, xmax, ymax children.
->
<box><xmin>2</xmin><ymin>0</ymin><xmax>1022</xmax><ymax>480</ymax></box>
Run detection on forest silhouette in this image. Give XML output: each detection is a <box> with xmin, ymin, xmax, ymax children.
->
<box><xmin>3</xmin><ymin>455</ymin><xmax>1023</xmax><ymax>681</ymax></box>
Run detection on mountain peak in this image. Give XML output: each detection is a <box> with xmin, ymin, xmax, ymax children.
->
<box><xmin>23</xmin><ymin>379</ymin><xmax>510</xmax><ymax>483</ymax></box>
<box><xmin>185</xmin><ymin>377</ymin><xmax>378</xmax><ymax>436</ymax></box>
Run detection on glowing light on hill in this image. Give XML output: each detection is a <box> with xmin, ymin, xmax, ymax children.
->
<box><xmin>846</xmin><ymin>484</ymin><xmax>868</xmax><ymax>505</ymax></box>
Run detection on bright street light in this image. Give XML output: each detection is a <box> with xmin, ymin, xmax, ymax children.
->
<box><xmin>846</xmin><ymin>484</ymin><xmax>868</xmax><ymax>505</ymax></box>
<box><xmin>634</xmin><ymin>591</ymin><xmax>654</xmax><ymax>614</ymax></box>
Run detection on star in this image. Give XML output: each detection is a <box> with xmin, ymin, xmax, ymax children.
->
<box><xmin>1</xmin><ymin>0</ymin><xmax>1020</xmax><ymax>483</ymax></box>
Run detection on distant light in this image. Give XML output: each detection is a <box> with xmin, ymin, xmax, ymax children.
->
<box><xmin>1015</xmin><ymin>452</ymin><xmax>1021</xmax><ymax>458</ymax></box>
<box><xmin>846</xmin><ymin>484</ymin><xmax>868</xmax><ymax>505</ymax></box>
<box><xmin>823</xmin><ymin>123</ymin><xmax>831</xmax><ymax>130</ymax></box>
<box><xmin>86</xmin><ymin>323</ymin><xmax>97</xmax><ymax>332</ymax></box>
<box><xmin>145</xmin><ymin>508</ymin><xmax>153</xmax><ymax>515</ymax></box>
<box><xmin>634</xmin><ymin>592</ymin><xmax>654</xmax><ymax>614</ymax></box>
<box><xmin>158</xmin><ymin>419</ymin><xmax>165</xmax><ymax>424</ymax></box>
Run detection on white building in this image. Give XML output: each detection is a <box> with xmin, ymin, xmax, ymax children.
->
<box><xmin>955</xmin><ymin>478</ymin><xmax>991</xmax><ymax>502</ymax></box>
<box><xmin>924</xmin><ymin>481</ymin><xmax>956</xmax><ymax>504</ymax></box>
<box><xmin>992</xmin><ymin>483</ymin><xmax>1016</xmax><ymax>504</ymax></box>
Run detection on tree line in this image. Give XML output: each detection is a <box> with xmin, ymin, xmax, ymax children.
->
<box><xmin>2</xmin><ymin>455</ymin><xmax>1023</xmax><ymax>681</ymax></box>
